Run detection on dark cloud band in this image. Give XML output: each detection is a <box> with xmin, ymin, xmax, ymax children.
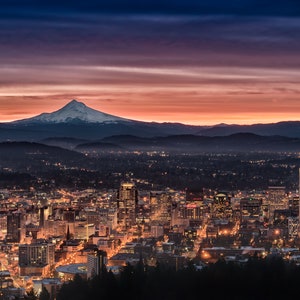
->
<box><xmin>1</xmin><ymin>0</ymin><xmax>300</xmax><ymax>17</ymax></box>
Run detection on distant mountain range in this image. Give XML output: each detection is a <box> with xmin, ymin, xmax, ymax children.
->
<box><xmin>72</xmin><ymin>133</ymin><xmax>300</xmax><ymax>153</ymax></box>
<box><xmin>1</xmin><ymin>133</ymin><xmax>299</xmax><ymax>156</ymax></box>
<box><xmin>0</xmin><ymin>99</ymin><xmax>299</xmax><ymax>153</ymax></box>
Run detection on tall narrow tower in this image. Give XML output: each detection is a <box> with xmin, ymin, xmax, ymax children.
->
<box><xmin>117</xmin><ymin>181</ymin><xmax>138</xmax><ymax>229</ymax></box>
<box><xmin>6</xmin><ymin>211</ymin><xmax>25</xmax><ymax>243</ymax></box>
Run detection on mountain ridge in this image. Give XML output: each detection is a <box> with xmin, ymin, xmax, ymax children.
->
<box><xmin>0</xmin><ymin>99</ymin><xmax>299</xmax><ymax>142</ymax></box>
<box><xmin>1</xmin><ymin>133</ymin><xmax>299</xmax><ymax>154</ymax></box>
<box><xmin>11</xmin><ymin>99</ymin><xmax>132</xmax><ymax>124</ymax></box>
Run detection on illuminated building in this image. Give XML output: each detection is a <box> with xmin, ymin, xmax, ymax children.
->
<box><xmin>178</xmin><ymin>202</ymin><xmax>208</xmax><ymax>228</ymax></box>
<box><xmin>73</xmin><ymin>222</ymin><xmax>95</xmax><ymax>240</ymax></box>
<box><xmin>43</xmin><ymin>219</ymin><xmax>67</xmax><ymax>238</ymax></box>
<box><xmin>240</xmin><ymin>197</ymin><xmax>263</xmax><ymax>223</ymax></box>
<box><xmin>0</xmin><ymin>214</ymin><xmax>7</xmax><ymax>240</ymax></box>
<box><xmin>85</xmin><ymin>210</ymin><xmax>100</xmax><ymax>227</ymax></box>
<box><xmin>183</xmin><ymin>227</ymin><xmax>197</xmax><ymax>242</ymax></box>
<box><xmin>18</xmin><ymin>239</ymin><xmax>55</xmax><ymax>276</ymax></box>
<box><xmin>268</xmin><ymin>186</ymin><xmax>287</xmax><ymax>204</ymax></box>
<box><xmin>117</xmin><ymin>182</ymin><xmax>138</xmax><ymax>229</ymax></box>
<box><xmin>6</xmin><ymin>211</ymin><xmax>25</xmax><ymax>243</ymax></box>
<box><xmin>212</xmin><ymin>192</ymin><xmax>232</xmax><ymax>220</ymax></box>
<box><xmin>267</xmin><ymin>186</ymin><xmax>288</xmax><ymax>221</ymax></box>
<box><xmin>200</xmin><ymin>246</ymin><xmax>266</xmax><ymax>264</ymax></box>
<box><xmin>150</xmin><ymin>191</ymin><xmax>171</xmax><ymax>218</ymax></box>
<box><xmin>87</xmin><ymin>249</ymin><xmax>107</xmax><ymax>279</ymax></box>
<box><xmin>150</xmin><ymin>223</ymin><xmax>164</xmax><ymax>238</ymax></box>
<box><xmin>25</xmin><ymin>223</ymin><xmax>40</xmax><ymax>239</ymax></box>
<box><xmin>56</xmin><ymin>263</ymin><xmax>87</xmax><ymax>281</ymax></box>
<box><xmin>185</xmin><ymin>188</ymin><xmax>203</xmax><ymax>205</ymax></box>
<box><xmin>33</xmin><ymin>278</ymin><xmax>62</xmax><ymax>300</ymax></box>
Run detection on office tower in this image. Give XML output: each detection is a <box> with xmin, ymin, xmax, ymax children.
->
<box><xmin>185</xmin><ymin>187</ymin><xmax>203</xmax><ymax>204</ymax></box>
<box><xmin>117</xmin><ymin>181</ymin><xmax>138</xmax><ymax>229</ymax></box>
<box><xmin>240</xmin><ymin>197</ymin><xmax>263</xmax><ymax>223</ymax></box>
<box><xmin>150</xmin><ymin>191</ymin><xmax>163</xmax><ymax>217</ymax></box>
<box><xmin>150</xmin><ymin>191</ymin><xmax>172</xmax><ymax>225</ymax></box>
<box><xmin>39</xmin><ymin>206</ymin><xmax>49</xmax><ymax>227</ymax></box>
<box><xmin>268</xmin><ymin>186</ymin><xmax>286</xmax><ymax>204</ymax></box>
<box><xmin>267</xmin><ymin>186</ymin><xmax>287</xmax><ymax>221</ymax></box>
<box><xmin>0</xmin><ymin>214</ymin><xmax>7</xmax><ymax>240</ymax></box>
<box><xmin>43</xmin><ymin>219</ymin><xmax>67</xmax><ymax>238</ymax></box>
<box><xmin>212</xmin><ymin>192</ymin><xmax>232</xmax><ymax>219</ymax></box>
<box><xmin>178</xmin><ymin>203</ymin><xmax>206</xmax><ymax>228</ymax></box>
<box><xmin>6</xmin><ymin>211</ymin><xmax>25</xmax><ymax>243</ymax></box>
<box><xmin>87</xmin><ymin>249</ymin><xmax>107</xmax><ymax>279</ymax></box>
<box><xmin>19</xmin><ymin>239</ymin><xmax>55</xmax><ymax>268</ymax></box>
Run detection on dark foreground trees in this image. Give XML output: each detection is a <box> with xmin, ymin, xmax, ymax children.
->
<box><xmin>56</xmin><ymin>256</ymin><xmax>300</xmax><ymax>300</ymax></box>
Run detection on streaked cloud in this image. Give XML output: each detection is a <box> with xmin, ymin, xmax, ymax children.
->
<box><xmin>0</xmin><ymin>1</ymin><xmax>299</xmax><ymax>124</ymax></box>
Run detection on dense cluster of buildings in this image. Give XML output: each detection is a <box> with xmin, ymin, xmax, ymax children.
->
<box><xmin>0</xmin><ymin>176</ymin><xmax>300</xmax><ymax>299</ymax></box>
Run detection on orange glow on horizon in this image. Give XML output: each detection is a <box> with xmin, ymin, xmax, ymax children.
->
<box><xmin>0</xmin><ymin>97</ymin><xmax>299</xmax><ymax>126</ymax></box>
<box><xmin>1</xmin><ymin>9</ymin><xmax>300</xmax><ymax>126</ymax></box>
<box><xmin>0</xmin><ymin>65</ymin><xmax>299</xmax><ymax>125</ymax></box>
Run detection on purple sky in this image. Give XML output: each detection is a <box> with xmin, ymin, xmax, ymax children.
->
<box><xmin>0</xmin><ymin>0</ymin><xmax>299</xmax><ymax>125</ymax></box>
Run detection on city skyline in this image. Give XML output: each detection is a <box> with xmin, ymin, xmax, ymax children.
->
<box><xmin>0</xmin><ymin>1</ymin><xmax>300</xmax><ymax>125</ymax></box>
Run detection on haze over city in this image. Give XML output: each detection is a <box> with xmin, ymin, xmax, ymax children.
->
<box><xmin>0</xmin><ymin>0</ymin><xmax>300</xmax><ymax>125</ymax></box>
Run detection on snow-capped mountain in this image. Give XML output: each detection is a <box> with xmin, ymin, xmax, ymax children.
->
<box><xmin>0</xmin><ymin>99</ymin><xmax>299</xmax><ymax>143</ymax></box>
<box><xmin>13</xmin><ymin>99</ymin><xmax>132</xmax><ymax>124</ymax></box>
<box><xmin>0</xmin><ymin>99</ymin><xmax>201</xmax><ymax>141</ymax></box>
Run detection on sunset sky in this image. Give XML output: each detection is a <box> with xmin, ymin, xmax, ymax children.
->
<box><xmin>0</xmin><ymin>0</ymin><xmax>300</xmax><ymax>125</ymax></box>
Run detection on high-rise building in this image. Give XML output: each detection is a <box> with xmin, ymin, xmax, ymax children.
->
<box><xmin>267</xmin><ymin>186</ymin><xmax>286</xmax><ymax>204</ymax></box>
<box><xmin>117</xmin><ymin>182</ymin><xmax>138</xmax><ymax>229</ymax></box>
<box><xmin>0</xmin><ymin>214</ymin><xmax>7</xmax><ymax>240</ymax></box>
<box><xmin>43</xmin><ymin>219</ymin><xmax>67</xmax><ymax>238</ymax></box>
<box><xmin>212</xmin><ymin>192</ymin><xmax>232</xmax><ymax>220</ymax></box>
<box><xmin>87</xmin><ymin>249</ymin><xmax>107</xmax><ymax>279</ymax></box>
<box><xmin>6</xmin><ymin>211</ymin><xmax>25</xmax><ymax>243</ymax></box>
<box><xmin>185</xmin><ymin>188</ymin><xmax>203</xmax><ymax>204</ymax></box>
<box><xmin>267</xmin><ymin>186</ymin><xmax>287</xmax><ymax>221</ymax></box>
<box><xmin>39</xmin><ymin>206</ymin><xmax>49</xmax><ymax>227</ymax></box>
<box><xmin>19</xmin><ymin>239</ymin><xmax>55</xmax><ymax>267</ymax></box>
<box><xmin>240</xmin><ymin>197</ymin><xmax>263</xmax><ymax>223</ymax></box>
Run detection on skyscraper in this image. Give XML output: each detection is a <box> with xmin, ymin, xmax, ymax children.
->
<box><xmin>117</xmin><ymin>181</ymin><xmax>138</xmax><ymax>229</ymax></box>
<box><xmin>6</xmin><ymin>211</ymin><xmax>25</xmax><ymax>243</ymax></box>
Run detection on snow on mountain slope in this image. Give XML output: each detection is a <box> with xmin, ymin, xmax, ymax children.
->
<box><xmin>12</xmin><ymin>99</ymin><xmax>132</xmax><ymax>124</ymax></box>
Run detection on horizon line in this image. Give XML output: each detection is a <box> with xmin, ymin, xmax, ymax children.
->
<box><xmin>0</xmin><ymin>99</ymin><xmax>299</xmax><ymax>127</ymax></box>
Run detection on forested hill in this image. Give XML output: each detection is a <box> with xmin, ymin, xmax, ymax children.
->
<box><xmin>54</xmin><ymin>256</ymin><xmax>300</xmax><ymax>300</ymax></box>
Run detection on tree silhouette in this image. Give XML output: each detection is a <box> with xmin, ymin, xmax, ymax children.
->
<box><xmin>25</xmin><ymin>288</ymin><xmax>38</xmax><ymax>300</ymax></box>
<box><xmin>39</xmin><ymin>287</ymin><xmax>50</xmax><ymax>300</ymax></box>
<box><xmin>56</xmin><ymin>257</ymin><xmax>300</xmax><ymax>300</ymax></box>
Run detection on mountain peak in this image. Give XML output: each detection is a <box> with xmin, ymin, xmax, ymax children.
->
<box><xmin>63</xmin><ymin>99</ymin><xmax>86</xmax><ymax>109</ymax></box>
<box><xmin>12</xmin><ymin>99</ymin><xmax>132</xmax><ymax>124</ymax></box>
